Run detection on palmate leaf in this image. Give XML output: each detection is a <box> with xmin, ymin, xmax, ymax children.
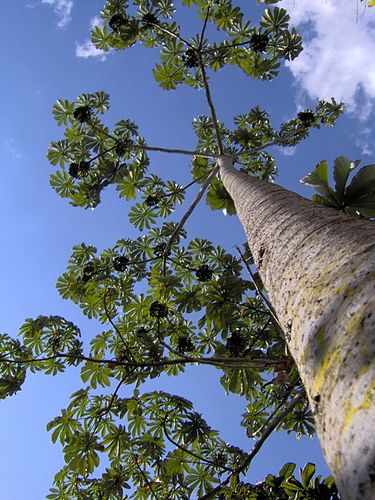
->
<box><xmin>220</xmin><ymin>368</ymin><xmax>262</xmax><ymax>398</ymax></box>
<box><xmin>239</xmin><ymin>52</ymin><xmax>280</xmax><ymax>80</ymax></box>
<box><xmin>91</xmin><ymin>25</ymin><xmax>112</xmax><ymax>51</ymax></box>
<box><xmin>128</xmin><ymin>202</ymin><xmax>157</xmax><ymax>230</ymax></box>
<box><xmin>117</xmin><ymin>168</ymin><xmax>145</xmax><ymax>200</ymax></box>
<box><xmin>260</xmin><ymin>7</ymin><xmax>290</xmax><ymax>32</ymax></box>
<box><xmin>186</xmin><ymin>465</ymin><xmax>219</xmax><ymax>496</ymax></box>
<box><xmin>63</xmin><ymin>432</ymin><xmax>104</xmax><ymax>475</ymax></box>
<box><xmin>212</xmin><ymin>3</ymin><xmax>243</xmax><ymax>31</ymax></box>
<box><xmin>52</xmin><ymin>99</ymin><xmax>75</xmax><ymax>126</ymax></box>
<box><xmin>47</xmin><ymin>140</ymin><xmax>72</xmax><ymax>167</ymax></box>
<box><xmin>302</xmin><ymin>157</ymin><xmax>375</xmax><ymax>218</ymax></box>
<box><xmin>152</xmin><ymin>62</ymin><xmax>185</xmax><ymax>90</ymax></box>
<box><xmin>50</xmin><ymin>170</ymin><xmax>77</xmax><ymax>198</ymax></box>
<box><xmin>47</xmin><ymin>408</ymin><xmax>83</xmax><ymax>445</ymax></box>
<box><xmin>80</xmin><ymin>360</ymin><xmax>111</xmax><ymax>389</ymax></box>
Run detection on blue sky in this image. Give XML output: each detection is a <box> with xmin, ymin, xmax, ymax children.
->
<box><xmin>0</xmin><ymin>1</ymin><xmax>374</xmax><ymax>498</ymax></box>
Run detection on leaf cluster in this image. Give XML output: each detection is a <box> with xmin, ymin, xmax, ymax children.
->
<box><xmin>301</xmin><ymin>156</ymin><xmax>375</xmax><ymax>219</ymax></box>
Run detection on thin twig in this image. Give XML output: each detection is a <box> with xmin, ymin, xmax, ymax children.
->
<box><xmin>198</xmin><ymin>56</ymin><xmax>223</xmax><ymax>154</ymax></box>
<box><xmin>135</xmin><ymin>462</ymin><xmax>159</xmax><ymax>500</ymax></box>
<box><xmin>199</xmin><ymin>391</ymin><xmax>305</xmax><ymax>499</ymax></box>
<box><xmin>199</xmin><ymin>7</ymin><xmax>211</xmax><ymax>50</ymax></box>
<box><xmin>162</xmin><ymin>415</ymin><xmax>233</xmax><ymax>473</ymax></box>
<box><xmin>149</xmin><ymin>21</ymin><xmax>193</xmax><ymax>48</ymax></box>
<box><xmin>202</xmin><ymin>39</ymin><xmax>252</xmax><ymax>55</ymax></box>
<box><xmin>142</xmin><ymin>144</ymin><xmax>214</xmax><ymax>158</ymax></box>
<box><xmin>88</xmin><ymin>120</ymin><xmax>215</xmax><ymax>158</ymax></box>
<box><xmin>158</xmin><ymin>172</ymin><xmax>208</xmax><ymax>200</ymax></box>
<box><xmin>236</xmin><ymin>246</ymin><xmax>284</xmax><ymax>336</ymax></box>
<box><xmin>163</xmin><ymin>163</ymin><xmax>220</xmax><ymax>273</ymax></box>
<box><xmin>102</xmin><ymin>289</ymin><xmax>135</xmax><ymax>359</ymax></box>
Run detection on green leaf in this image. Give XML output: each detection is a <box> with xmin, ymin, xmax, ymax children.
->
<box><xmin>91</xmin><ymin>25</ymin><xmax>112</xmax><ymax>51</ymax></box>
<box><xmin>333</xmin><ymin>156</ymin><xmax>359</xmax><ymax>199</ymax></box>
<box><xmin>47</xmin><ymin>140</ymin><xmax>72</xmax><ymax>167</ymax></box>
<box><xmin>346</xmin><ymin>164</ymin><xmax>375</xmax><ymax>201</ymax></box>
<box><xmin>261</xmin><ymin>7</ymin><xmax>290</xmax><ymax>33</ymax></box>
<box><xmin>153</xmin><ymin>62</ymin><xmax>184</xmax><ymax>90</ymax></box>
<box><xmin>206</xmin><ymin>178</ymin><xmax>236</xmax><ymax>215</ymax></box>
<box><xmin>279</xmin><ymin>462</ymin><xmax>296</xmax><ymax>479</ymax></box>
<box><xmin>50</xmin><ymin>170</ymin><xmax>77</xmax><ymax>199</ymax></box>
<box><xmin>300</xmin><ymin>160</ymin><xmax>339</xmax><ymax>206</ymax></box>
<box><xmin>128</xmin><ymin>202</ymin><xmax>157</xmax><ymax>230</ymax></box>
<box><xmin>301</xmin><ymin>462</ymin><xmax>316</xmax><ymax>487</ymax></box>
<box><xmin>52</xmin><ymin>99</ymin><xmax>75</xmax><ymax>126</ymax></box>
<box><xmin>281</xmin><ymin>476</ymin><xmax>304</xmax><ymax>494</ymax></box>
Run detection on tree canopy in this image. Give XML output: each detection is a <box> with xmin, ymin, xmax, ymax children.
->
<box><xmin>1</xmin><ymin>0</ymin><xmax>374</xmax><ymax>498</ymax></box>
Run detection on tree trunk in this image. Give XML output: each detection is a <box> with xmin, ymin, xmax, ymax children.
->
<box><xmin>219</xmin><ymin>156</ymin><xmax>375</xmax><ymax>500</ymax></box>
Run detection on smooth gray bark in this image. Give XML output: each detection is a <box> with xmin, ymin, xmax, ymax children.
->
<box><xmin>219</xmin><ymin>156</ymin><xmax>375</xmax><ymax>500</ymax></box>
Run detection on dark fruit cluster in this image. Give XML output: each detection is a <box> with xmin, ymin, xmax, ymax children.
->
<box><xmin>177</xmin><ymin>335</ymin><xmax>194</xmax><ymax>354</ymax></box>
<box><xmin>109</xmin><ymin>14</ymin><xmax>128</xmax><ymax>32</ymax></box>
<box><xmin>115</xmin><ymin>349</ymin><xmax>129</xmax><ymax>362</ymax></box>
<box><xmin>250</xmin><ymin>33</ymin><xmax>269</xmax><ymax>53</ymax></box>
<box><xmin>73</xmin><ymin>106</ymin><xmax>91</xmax><ymax>123</ymax></box>
<box><xmin>137</xmin><ymin>327</ymin><xmax>149</xmax><ymax>338</ymax></box>
<box><xmin>153</xmin><ymin>243</ymin><xmax>171</xmax><ymax>258</ymax></box>
<box><xmin>195</xmin><ymin>265</ymin><xmax>213</xmax><ymax>282</ymax></box>
<box><xmin>150</xmin><ymin>301</ymin><xmax>168</xmax><ymax>319</ymax></box>
<box><xmin>226</xmin><ymin>330</ymin><xmax>247</xmax><ymax>356</ymax></box>
<box><xmin>141</xmin><ymin>13</ymin><xmax>158</xmax><ymax>27</ymax></box>
<box><xmin>115</xmin><ymin>142</ymin><xmax>128</xmax><ymax>156</ymax></box>
<box><xmin>68</xmin><ymin>161</ymin><xmax>90</xmax><ymax>179</ymax></box>
<box><xmin>182</xmin><ymin>49</ymin><xmax>199</xmax><ymax>68</ymax></box>
<box><xmin>297</xmin><ymin>111</ymin><xmax>316</xmax><ymax>127</ymax></box>
<box><xmin>82</xmin><ymin>262</ymin><xmax>96</xmax><ymax>282</ymax></box>
<box><xmin>145</xmin><ymin>195</ymin><xmax>159</xmax><ymax>207</ymax></box>
<box><xmin>213</xmin><ymin>452</ymin><xmax>227</xmax><ymax>468</ymax></box>
<box><xmin>113</xmin><ymin>255</ymin><xmax>129</xmax><ymax>272</ymax></box>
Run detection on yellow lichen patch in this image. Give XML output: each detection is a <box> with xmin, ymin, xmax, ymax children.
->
<box><xmin>346</xmin><ymin>306</ymin><xmax>365</xmax><ymax>337</ymax></box>
<box><xmin>359</xmin><ymin>363</ymin><xmax>371</xmax><ymax>378</ymax></box>
<box><xmin>341</xmin><ymin>381</ymin><xmax>375</xmax><ymax>434</ymax></box>
<box><xmin>333</xmin><ymin>453</ymin><xmax>340</xmax><ymax>476</ymax></box>
<box><xmin>313</xmin><ymin>347</ymin><xmax>341</xmax><ymax>395</ymax></box>
<box><xmin>300</xmin><ymin>343</ymin><xmax>310</xmax><ymax>367</ymax></box>
<box><xmin>316</xmin><ymin>327</ymin><xmax>325</xmax><ymax>348</ymax></box>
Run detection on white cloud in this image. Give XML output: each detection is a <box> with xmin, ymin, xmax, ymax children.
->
<box><xmin>354</xmin><ymin>127</ymin><xmax>375</xmax><ymax>156</ymax></box>
<box><xmin>41</xmin><ymin>0</ymin><xmax>73</xmax><ymax>28</ymax></box>
<box><xmin>279</xmin><ymin>0</ymin><xmax>375</xmax><ymax>154</ymax></box>
<box><xmin>75</xmin><ymin>16</ymin><xmax>108</xmax><ymax>61</ymax></box>
<box><xmin>279</xmin><ymin>0</ymin><xmax>375</xmax><ymax>113</ymax></box>
<box><xmin>278</xmin><ymin>146</ymin><xmax>297</xmax><ymax>157</ymax></box>
<box><xmin>4</xmin><ymin>138</ymin><xmax>22</xmax><ymax>160</ymax></box>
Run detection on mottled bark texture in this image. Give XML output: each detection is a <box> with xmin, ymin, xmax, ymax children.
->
<box><xmin>219</xmin><ymin>156</ymin><xmax>375</xmax><ymax>500</ymax></box>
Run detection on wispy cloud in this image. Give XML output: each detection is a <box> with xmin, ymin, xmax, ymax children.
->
<box><xmin>41</xmin><ymin>0</ymin><xmax>73</xmax><ymax>28</ymax></box>
<box><xmin>4</xmin><ymin>138</ymin><xmax>22</xmax><ymax>161</ymax></box>
<box><xmin>75</xmin><ymin>16</ymin><xmax>108</xmax><ymax>61</ymax></box>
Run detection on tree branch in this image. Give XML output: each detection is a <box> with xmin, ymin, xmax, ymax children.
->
<box><xmin>198</xmin><ymin>56</ymin><xmax>223</xmax><ymax>154</ymax></box>
<box><xmin>0</xmin><ymin>351</ymin><xmax>280</xmax><ymax>370</ymax></box>
<box><xmin>199</xmin><ymin>391</ymin><xmax>305</xmax><ymax>499</ymax></box>
<box><xmin>162</xmin><ymin>416</ymin><xmax>234</xmax><ymax>474</ymax></box>
<box><xmin>163</xmin><ymin>163</ymin><xmax>220</xmax><ymax>270</ymax></box>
